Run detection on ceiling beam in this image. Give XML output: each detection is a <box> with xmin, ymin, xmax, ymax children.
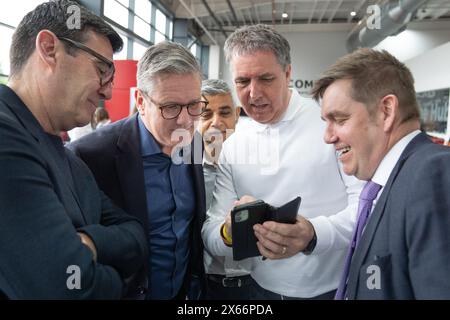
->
<box><xmin>318</xmin><ymin>0</ymin><xmax>330</xmax><ymax>24</ymax></box>
<box><xmin>272</xmin><ymin>0</ymin><xmax>276</xmax><ymax>25</ymax></box>
<box><xmin>247</xmin><ymin>7</ymin><xmax>254</xmax><ymax>24</ymax></box>
<box><xmin>253</xmin><ymin>2</ymin><xmax>261</xmax><ymax>24</ymax></box>
<box><xmin>225</xmin><ymin>12</ymin><xmax>233</xmax><ymax>27</ymax></box>
<box><xmin>225</xmin><ymin>0</ymin><xmax>240</xmax><ymax>28</ymax></box>
<box><xmin>289</xmin><ymin>3</ymin><xmax>295</xmax><ymax>25</ymax></box>
<box><xmin>328</xmin><ymin>0</ymin><xmax>343</xmax><ymax>23</ymax></box>
<box><xmin>281</xmin><ymin>1</ymin><xmax>286</xmax><ymax>25</ymax></box>
<box><xmin>308</xmin><ymin>0</ymin><xmax>318</xmax><ymax>24</ymax></box>
<box><xmin>178</xmin><ymin>0</ymin><xmax>218</xmax><ymax>45</ymax></box>
<box><xmin>200</xmin><ymin>0</ymin><xmax>228</xmax><ymax>38</ymax></box>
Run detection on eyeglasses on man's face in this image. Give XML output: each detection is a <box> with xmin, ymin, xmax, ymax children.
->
<box><xmin>58</xmin><ymin>37</ymin><xmax>115</xmax><ymax>87</ymax></box>
<box><xmin>145</xmin><ymin>95</ymin><xmax>208</xmax><ymax>120</ymax></box>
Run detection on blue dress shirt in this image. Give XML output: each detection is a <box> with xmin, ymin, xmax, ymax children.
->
<box><xmin>138</xmin><ymin>117</ymin><xmax>195</xmax><ymax>299</ymax></box>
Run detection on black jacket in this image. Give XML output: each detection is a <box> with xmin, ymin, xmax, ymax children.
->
<box><xmin>0</xmin><ymin>84</ymin><xmax>147</xmax><ymax>299</ymax></box>
<box><xmin>68</xmin><ymin>114</ymin><xmax>206</xmax><ymax>299</ymax></box>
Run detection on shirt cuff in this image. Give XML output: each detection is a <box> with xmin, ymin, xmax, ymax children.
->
<box><xmin>308</xmin><ymin>216</ymin><xmax>334</xmax><ymax>255</ymax></box>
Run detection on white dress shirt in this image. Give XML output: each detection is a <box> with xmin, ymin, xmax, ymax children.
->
<box><xmin>202</xmin><ymin>90</ymin><xmax>364</xmax><ymax>298</ymax></box>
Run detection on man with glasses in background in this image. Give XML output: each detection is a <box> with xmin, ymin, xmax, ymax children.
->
<box><xmin>0</xmin><ymin>0</ymin><xmax>147</xmax><ymax>299</ymax></box>
<box><xmin>69</xmin><ymin>41</ymin><xmax>207</xmax><ymax>300</ymax></box>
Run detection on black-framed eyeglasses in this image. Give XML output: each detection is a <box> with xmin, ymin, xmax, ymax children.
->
<box><xmin>146</xmin><ymin>95</ymin><xmax>208</xmax><ymax>120</ymax></box>
<box><xmin>59</xmin><ymin>37</ymin><xmax>115</xmax><ymax>87</ymax></box>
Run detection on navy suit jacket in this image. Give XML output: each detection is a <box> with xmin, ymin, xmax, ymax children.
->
<box><xmin>68</xmin><ymin>114</ymin><xmax>206</xmax><ymax>299</ymax></box>
<box><xmin>0</xmin><ymin>85</ymin><xmax>148</xmax><ymax>299</ymax></box>
<box><xmin>346</xmin><ymin>133</ymin><xmax>450</xmax><ymax>299</ymax></box>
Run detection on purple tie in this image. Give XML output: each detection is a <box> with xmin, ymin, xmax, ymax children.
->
<box><xmin>335</xmin><ymin>180</ymin><xmax>382</xmax><ymax>300</ymax></box>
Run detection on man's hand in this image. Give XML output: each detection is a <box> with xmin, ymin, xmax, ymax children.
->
<box><xmin>253</xmin><ymin>216</ymin><xmax>315</xmax><ymax>260</ymax></box>
<box><xmin>78</xmin><ymin>232</ymin><xmax>98</xmax><ymax>262</ymax></box>
<box><xmin>222</xmin><ymin>195</ymin><xmax>257</xmax><ymax>244</ymax></box>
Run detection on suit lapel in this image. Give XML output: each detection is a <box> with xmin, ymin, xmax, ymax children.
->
<box><xmin>347</xmin><ymin>133</ymin><xmax>431</xmax><ymax>298</ymax></box>
<box><xmin>115</xmin><ymin>115</ymin><xmax>149</xmax><ymax>235</ymax></box>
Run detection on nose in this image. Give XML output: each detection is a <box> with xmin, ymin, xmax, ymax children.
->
<box><xmin>211</xmin><ymin>114</ymin><xmax>222</xmax><ymax>129</ymax></box>
<box><xmin>249</xmin><ymin>80</ymin><xmax>262</xmax><ymax>101</ymax></box>
<box><xmin>323</xmin><ymin>123</ymin><xmax>337</xmax><ymax>145</ymax></box>
<box><xmin>98</xmin><ymin>82</ymin><xmax>113</xmax><ymax>100</ymax></box>
<box><xmin>176</xmin><ymin>107</ymin><xmax>193</xmax><ymax>126</ymax></box>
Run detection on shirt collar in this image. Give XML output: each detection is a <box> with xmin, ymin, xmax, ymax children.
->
<box><xmin>371</xmin><ymin>130</ymin><xmax>421</xmax><ymax>187</ymax></box>
<box><xmin>252</xmin><ymin>89</ymin><xmax>301</xmax><ymax>132</ymax></box>
<box><xmin>202</xmin><ymin>152</ymin><xmax>216</xmax><ymax>167</ymax></box>
<box><xmin>138</xmin><ymin>116</ymin><xmax>163</xmax><ymax>157</ymax></box>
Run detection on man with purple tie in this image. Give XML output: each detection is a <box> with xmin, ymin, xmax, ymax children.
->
<box><xmin>313</xmin><ymin>48</ymin><xmax>450</xmax><ymax>299</ymax></box>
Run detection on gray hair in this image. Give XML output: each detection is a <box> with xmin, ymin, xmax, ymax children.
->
<box><xmin>224</xmin><ymin>24</ymin><xmax>291</xmax><ymax>70</ymax></box>
<box><xmin>137</xmin><ymin>41</ymin><xmax>201</xmax><ymax>94</ymax></box>
<box><xmin>201</xmin><ymin>79</ymin><xmax>232</xmax><ymax>96</ymax></box>
<box><xmin>201</xmin><ymin>79</ymin><xmax>236</xmax><ymax>107</ymax></box>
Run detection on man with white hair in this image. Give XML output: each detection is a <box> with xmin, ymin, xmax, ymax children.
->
<box><xmin>198</xmin><ymin>79</ymin><xmax>255</xmax><ymax>299</ymax></box>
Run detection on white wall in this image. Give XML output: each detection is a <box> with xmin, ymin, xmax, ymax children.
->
<box><xmin>405</xmin><ymin>41</ymin><xmax>450</xmax><ymax>93</ymax></box>
<box><xmin>284</xmin><ymin>31</ymin><xmax>349</xmax><ymax>96</ymax></box>
<box><xmin>405</xmin><ymin>42</ymin><xmax>450</xmax><ymax>140</ymax></box>
<box><xmin>375</xmin><ymin>20</ymin><xmax>450</xmax><ymax>141</ymax></box>
<box><xmin>375</xmin><ymin>21</ymin><xmax>450</xmax><ymax>62</ymax></box>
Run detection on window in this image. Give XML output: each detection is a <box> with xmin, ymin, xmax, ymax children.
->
<box><xmin>169</xmin><ymin>21</ymin><xmax>173</xmax><ymax>39</ymax></box>
<box><xmin>0</xmin><ymin>0</ymin><xmax>45</xmax><ymax>28</ymax></box>
<box><xmin>0</xmin><ymin>25</ymin><xmax>14</xmax><ymax>76</ymax></box>
<box><xmin>0</xmin><ymin>0</ymin><xmax>47</xmax><ymax>78</ymax></box>
<box><xmin>134</xmin><ymin>0</ymin><xmax>151</xmax><ymax>40</ymax></box>
<box><xmin>155</xmin><ymin>9</ymin><xmax>167</xmax><ymax>37</ymax></box>
<box><xmin>190</xmin><ymin>43</ymin><xmax>198</xmax><ymax>58</ymax></box>
<box><xmin>104</xmin><ymin>0</ymin><xmax>129</xmax><ymax>29</ymax></box>
<box><xmin>154</xmin><ymin>30</ymin><xmax>166</xmax><ymax>44</ymax></box>
<box><xmin>133</xmin><ymin>41</ymin><xmax>148</xmax><ymax>60</ymax></box>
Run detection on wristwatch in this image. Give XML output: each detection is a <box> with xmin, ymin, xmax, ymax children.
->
<box><xmin>302</xmin><ymin>227</ymin><xmax>317</xmax><ymax>255</ymax></box>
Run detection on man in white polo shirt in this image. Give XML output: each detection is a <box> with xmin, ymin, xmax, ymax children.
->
<box><xmin>202</xmin><ymin>24</ymin><xmax>364</xmax><ymax>299</ymax></box>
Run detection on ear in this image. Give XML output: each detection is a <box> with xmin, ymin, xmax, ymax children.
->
<box><xmin>379</xmin><ymin>94</ymin><xmax>399</xmax><ymax>132</ymax></box>
<box><xmin>35</xmin><ymin>30</ymin><xmax>59</xmax><ymax>70</ymax></box>
<box><xmin>135</xmin><ymin>90</ymin><xmax>146</xmax><ymax>116</ymax></box>
<box><xmin>285</xmin><ymin>64</ymin><xmax>292</xmax><ymax>83</ymax></box>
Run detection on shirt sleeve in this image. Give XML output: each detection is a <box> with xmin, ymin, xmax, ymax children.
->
<box><xmin>309</xmin><ymin>159</ymin><xmax>364</xmax><ymax>254</ymax></box>
<box><xmin>201</xmin><ymin>148</ymin><xmax>236</xmax><ymax>258</ymax></box>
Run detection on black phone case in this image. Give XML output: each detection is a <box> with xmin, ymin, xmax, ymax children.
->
<box><xmin>231</xmin><ymin>196</ymin><xmax>301</xmax><ymax>261</ymax></box>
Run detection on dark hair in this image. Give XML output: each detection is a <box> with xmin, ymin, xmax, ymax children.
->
<box><xmin>311</xmin><ymin>48</ymin><xmax>420</xmax><ymax>123</ymax></box>
<box><xmin>10</xmin><ymin>0</ymin><xmax>123</xmax><ymax>77</ymax></box>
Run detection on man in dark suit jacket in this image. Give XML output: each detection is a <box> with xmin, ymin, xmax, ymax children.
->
<box><xmin>69</xmin><ymin>41</ymin><xmax>207</xmax><ymax>300</ymax></box>
<box><xmin>313</xmin><ymin>48</ymin><xmax>450</xmax><ymax>299</ymax></box>
<box><xmin>0</xmin><ymin>0</ymin><xmax>147</xmax><ymax>299</ymax></box>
